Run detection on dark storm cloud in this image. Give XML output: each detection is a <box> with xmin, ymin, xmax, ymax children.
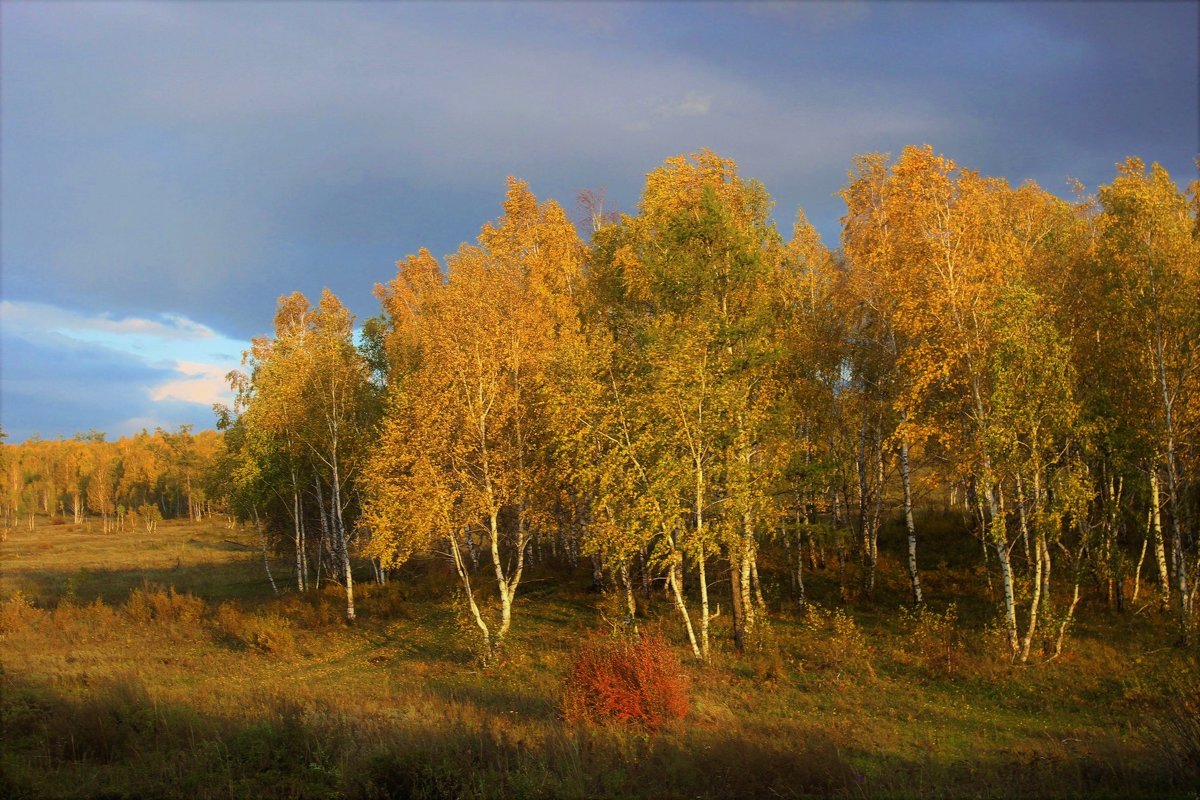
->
<box><xmin>2</xmin><ymin>1</ymin><xmax>1195</xmax><ymax>440</ymax></box>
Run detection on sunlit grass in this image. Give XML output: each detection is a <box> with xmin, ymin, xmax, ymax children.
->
<box><xmin>1</xmin><ymin>516</ymin><xmax>1196</xmax><ymax>798</ymax></box>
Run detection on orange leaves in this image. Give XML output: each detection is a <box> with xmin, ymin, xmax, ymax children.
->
<box><xmin>363</xmin><ymin>177</ymin><xmax>586</xmax><ymax>571</ymax></box>
<box><xmin>562</xmin><ymin>630</ymin><xmax>690</xmax><ymax>731</ymax></box>
<box><xmin>373</xmin><ymin>248</ymin><xmax>443</xmax><ymax>378</ymax></box>
<box><xmin>836</xmin><ymin>145</ymin><xmax>1099</xmax><ymax>511</ymax></box>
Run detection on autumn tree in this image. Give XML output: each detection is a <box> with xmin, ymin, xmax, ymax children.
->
<box><xmin>583</xmin><ymin>151</ymin><xmax>787</xmax><ymax>654</ymax></box>
<box><xmin>238</xmin><ymin>289</ymin><xmax>377</xmax><ymax>619</ymax></box>
<box><xmin>1093</xmin><ymin>159</ymin><xmax>1200</xmax><ymax>642</ymax></box>
<box><xmin>840</xmin><ymin>153</ymin><xmax>927</xmax><ymax>603</ymax></box>
<box><xmin>774</xmin><ymin>210</ymin><xmax>845</xmax><ymax>607</ymax></box>
<box><xmin>364</xmin><ymin>178</ymin><xmax>584</xmax><ymax>661</ymax></box>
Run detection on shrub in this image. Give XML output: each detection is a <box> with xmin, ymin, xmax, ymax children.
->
<box><xmin>0</xmin><ymin>591</ymin><xmax>40</xmax><ymax>633</ymax></box>
<box><xmin>146</xmin><ymin>586</ymin><xmax>205</xmax><ymax>626</ymax></box>
<box><xmin>800</xmin><ymin>604</ymin><xmax>874</xmax><ymax>679</ymax></box>
<box><xmin>125</xmin><ymin>586</ymin><xmax>154</xmax><ymax>625</ymax></box>
<box><xmin>213</xmin><ymin>601</ymin><xmax>296</xmax><ymax>657</ymax></box>
<box><xmin>245</xmin><ymin>613</ymin><xmax>296</xmax><ymax>657</ymax></box>
<box><xmin>901</xmin><ymin>603</ymin><xmax>959</xmax><ymax>677</ymax></box>
<box><xmin>124</xmin><ymin>584</ymin><xmax>205</xmax><ymax>634</ymax></box>
<box><xmin>562</xmin><ymin>630</ymin><xmax>689</xmax><ymax>731</ymax></box>
<box><xmin>273</xmin><ymin>585</ymin><xmax>344</xmax><ymax>629</ymax></box>
<box><xmin>750</xmin><ymin>640</ymin><xmax>789</xmax><ymax>684</ymax></box>
<box><xmin>213</xmin><ymin>601</ymin><xmax>249</xmax><ymax>642</ymax></box>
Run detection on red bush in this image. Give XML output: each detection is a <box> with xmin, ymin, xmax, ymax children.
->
<box><xmin>562</xmin><ymin>629</ymin><xmax>689</xmax><ymax>731</ymax></box>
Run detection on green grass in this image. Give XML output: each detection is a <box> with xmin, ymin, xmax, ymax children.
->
<box><xmin>1</xmin><ymin>516</ymin><xmax>1197</xmax><ymax>798</ymax></box>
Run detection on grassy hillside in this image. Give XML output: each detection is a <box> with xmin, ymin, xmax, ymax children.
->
<box><xmin>1</xmin><ymin>515</ymin><xmax>1197</xmax><ymax>799</ymax></box>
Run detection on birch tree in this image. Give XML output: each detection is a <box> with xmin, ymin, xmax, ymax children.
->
<box><xmin>1095</xmin><ymin>159</ymin><xmax>1200</xmax><ymax>642</ymax></box>
<box><xmin>240</xmin><ymin>290</ymin><xmax>376</xmax><ymax>619</ymax></box>
<box><xmin>364</xmin><ymin>178</ymin><xmax>583</xmax><ymax>661</ymax></box>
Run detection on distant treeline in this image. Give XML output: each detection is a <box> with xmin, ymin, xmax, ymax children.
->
<box><xmin>2</xmin><ymin>427</ymin><xmax>226</xmax><ymax>532</ymax></box>
<box><xmin>8</xmin><ymin>146</ymin><xmax>1198</xmax><ymax>661</ymax></box>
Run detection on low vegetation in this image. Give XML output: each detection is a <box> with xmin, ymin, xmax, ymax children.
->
<box><xmin>562</xmin><ymin>628</ymin><xmax>690</xmax><ymax>731</ymax></box>
<box><xmin>2</xmin><ymin>517</ymin><xmax>1197</xmax><ymax>799</ymax></box>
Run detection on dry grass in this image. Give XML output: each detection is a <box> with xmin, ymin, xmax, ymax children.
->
<box><xmin>1</xmin><ymin>516</ymin><xmax>1197</xmax><ymax>798</ymax></box>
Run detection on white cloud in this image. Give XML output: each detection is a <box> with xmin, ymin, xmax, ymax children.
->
<box><xmin>1</xmin><ymin>300</ymin><xmax>245</xmax><ymax>436</ymax></box>
<box><xmin>1</xmin><ymin>300</ymin><xmax>218</xmax><ymax>341</ymax></box>
<box><xmin>149</xmin><ymin>361</ymin><xmax>232</xmax><ymax>406</ymax></box>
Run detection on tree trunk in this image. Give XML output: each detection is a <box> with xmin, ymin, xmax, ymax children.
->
<box><xmin>619</xmin><ymin>561</ymin><xmax>637</xmax><ymax>632</ymax></box>
<box><xmin>449</xmin><ymin>530</ymin><xmax>491</xmax><ymax>661</ymax></box>
<box><xmin>314</xmin><ymin>473</ymin><xmax>331</xmax><ymax>587</ymax></box>
<box><xmin>697</xmin><ymin>547</ymin><xmax>710</xmax><ymax>661</ymax></box>
<box><xmin>856</xmin><ymin>422</ymin><xmax>874</xmax><ymax>597</ymax></box>
<box><xmin>694</xmin><ymin>465</ymin><xmax>710</xmax><ymax>660</ymax></box>
<box><xmin>987</xmin><ymin>481</ymin><xmax>1019</xmax><ymax>660</ymax></box>
<box><xmin>740</xmin><ymin>515</ymin><xmax>757</xmax><ymax>638</ymax></box>
<box><xmin>996</xmin><ymin>538</ymin><xmax>1019</xmax><ymax>661</ymax></box>
<box><xmin>299</xmin><ymin>498</ymin><xmax>309</xmax><ymax>591</ymax></box>
<box><xmin>898</xmin><ymin>419</ymin><xmax>922</xmax><ymax>605</ymax></box>
<box><xmin>793</xmin><ymin>511</ymin><xmax>807</xmax><ymax>608</ymax></box>
<box><xmin>591</xmin><ymin>552</ymin><xmax>605</xmax><ymax>592</ymax></box>
<box><xmin>730</xmin><ymin>551</ymin><xmax>746</xmax><ymax>652</ymax></box>
<box><xmin>1155</xmin><ymin>318</ymin><xmax>1191</xmax><ymax>642</ymax></box>
<box><xmin>489</xmin><ymin>510</ymin><xmax>511</xmax><ymax>645</ymax></box>
<box><xmin>667</xmin><ymin>555</ymin><xmax>701</xmax><ymax>660</ymax></box>
<box><xmin>292</xmin><ymin>481</ymin><xmax>305</xmax><ymax>592</ymax></box>
<box><xmin>1015</xmin><ymin>472</ymin><xmax>1032</xmax><ymax>571</ymax></box>
<box><xmin>485</xmin><ymin>504</ymin><xmax>527</xmax><ymax>648</ymax></box>
<box><xmin>1132</xmin><ymin>526</ymin><xmax>1148</xmax><ymax>603</ymax></box>
<box><xmin>1053</xmin><ymin>573</ymin><xmax>1083</xmax><ymax>660</ymax></box>
<box><xmin>1150</xmin><ymin>465</ymin><xmax>1171</xmax><ymax>609</ymax></box>
<box><xmin>749</xmin><ymin>544</ymin><xmax>766</xmax><ymax>609</ymax></box>
<box><xmin>255</xmin><ymin>505</ymin><xmax>278</xmax><ymax>596</ymax></box>
<box><xmin>331</xmin><ymin>455</ymin><xmax>354</xmax><ymax>622</ymax></box>
<box><xmin>1019</xmin><ymin>526</ymin><xmax>1045</xmax><ymax>663</ymax></box>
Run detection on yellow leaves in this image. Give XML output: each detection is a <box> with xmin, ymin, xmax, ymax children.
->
<box><xmin>1085</xmin><ymin>157</ymin><xmax>1200</xmax><ymax>450</ymax></box>
<box><xmin>373</xmin><ymin>249</ymin><xmax>443</xmax><ymax>377</ymax></box>
<box><xmin>640</xmin><ymin>150</ymin><xmax>773</xmax><ymax>241</ymax></box>
<box><xmin>837</xmin><ymin>145</ymin><xmax>1103</xmax><ymax>496</ymax></box>
<box><xmin>272</xmin><ymin>291</ymin><xmax>311</xmax><ymax>338</ymax></box>
<box><xmin>361</xmin><ymin>399</ymin><xmax>452</xmax><ymax>570</ymax></box>
<box><xmin>363</xmin><ymin>176</ymin><xmax>587</xmax><ymax>565</ymax></box>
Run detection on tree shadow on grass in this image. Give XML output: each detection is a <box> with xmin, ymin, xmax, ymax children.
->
<box><xmin>2</xmin><ymin>561</ymin><xmax>279</xmax><ymax>607</ymax></box>
<box><xmin>2</xmin><ymin>670</ymin><xmax>1193</xmax><ymax>800</ymax></box>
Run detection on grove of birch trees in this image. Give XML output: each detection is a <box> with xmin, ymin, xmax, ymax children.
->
<box><xmin>12</xmin><ymin>146</ymin><xmax>1194</xmax><ymax>662</ymax></box>
<box><xmin>2</xmin><ymin>426</ymin><xmax>224</xmax><ymax>534</ymax></box>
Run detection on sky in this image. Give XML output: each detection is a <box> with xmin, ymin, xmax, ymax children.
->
<box><xmin>2</xmin><ymin>0</ymin><xmax>1197</xmax><ymax>443</ymax></box>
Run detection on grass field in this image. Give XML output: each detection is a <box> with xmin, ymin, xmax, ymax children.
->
<box><xmin>2</xmin><ymin>515</ymin><xmax>1197</xmax><ymax>799</ymax></box>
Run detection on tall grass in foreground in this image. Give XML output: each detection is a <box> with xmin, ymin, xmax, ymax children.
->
<box><xmin>3</xmin><ymin>582</ymin><xmax>1197</xmax><ymax>799</ymax></box>
<box><xmin>2</xmin><ymin>518</ymin><xmax>1199</xmax><ymax>798</ymax></box>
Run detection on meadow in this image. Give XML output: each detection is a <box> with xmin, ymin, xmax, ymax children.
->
<box><xmin>1</xmin><ymin>513</ymin><xmax>1197</xmax><ymax>799</ymax></box>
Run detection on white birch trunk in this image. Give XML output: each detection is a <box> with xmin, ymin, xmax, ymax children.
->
<box><xmin>667</xmin><ymin>555</ymin><xmax>701</xmax><ymax>659</ymax></box>
<box><xmin>697</xmin><ymin>548</ymin><xmax>710</xmax><ymax>661</ymax></box>
<box><xmin>449</xmin><ymin>530</ymin><xmax>491</xmax><ymax>657</ymax></box>
<box><xmin>331</xmin><ymin>454</ymin><xmax>354</xmax><ymax>621</ymax></box>
<box><xmin>292</xmin><ymin>482</ymin><xmax>304</xmax><ymax>592</ymax></box>
<box><xmin>1019</xmin><ymin>529</ymin><xmax>1044</xmax><ymax>663</ymax></box>
<box><xmin>1150</xmin><ymin>466</ymin><xmax>1170</xmax><ymax>608</ymax></box>
<box><xmin>898</xmin><ymin>421</ymin><xmax>922</xmax><ymax>605</ymax></box>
